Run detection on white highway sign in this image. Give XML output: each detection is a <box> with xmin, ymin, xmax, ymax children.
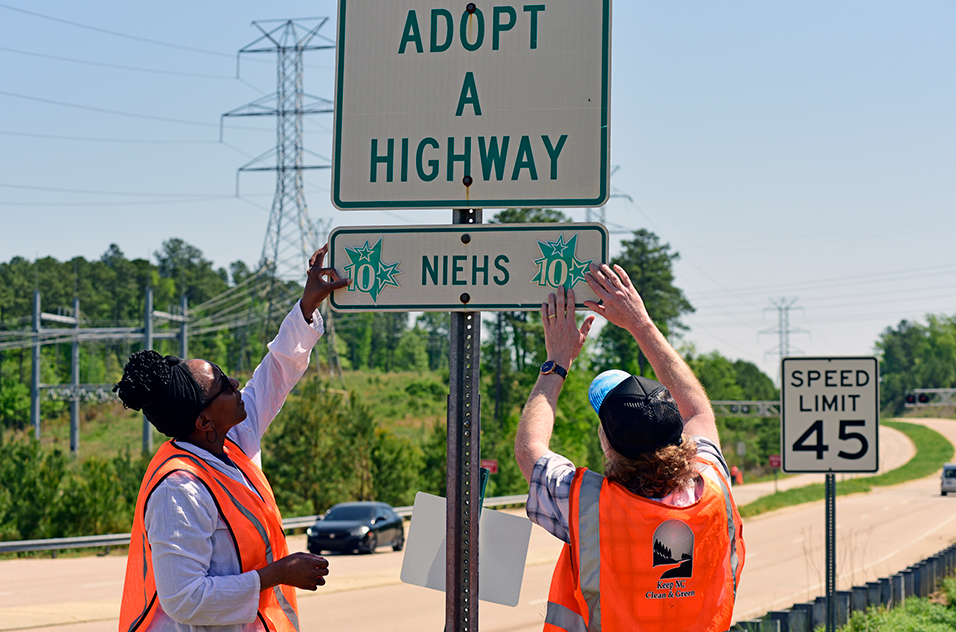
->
<box><xmin>332</xmin><ymin>0</ymin><xmax>612</xmax><ymax>209</ymax></box>
<box><xmin>328</xmin><ymin>223</ymin><xmax>608</xmax><ymax>311</ymax></box>
<box><xmin>781</xmin><ymin>357</ymin><xmax>880</xmax><ymax>474</ymax></box>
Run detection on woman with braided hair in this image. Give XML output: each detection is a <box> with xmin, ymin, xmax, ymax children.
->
<box><xmin>115</xmin><ymin>246</ymin><xmax>349</xmax><ymax>632</ymax></box>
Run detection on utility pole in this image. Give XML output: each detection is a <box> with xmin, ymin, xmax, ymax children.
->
<box><xmin>222</xmin><ymin>19</ymin><xmax>335</xmax><ymax>353</ymax></box>
<box><xmin>585</xmin><ymin>165</ymin><xmax>632</xmax><ymax>224</ymax></box>
<box><xmin>761</xmin><ymin>297</ymin><xmax>809</xmax><ymax>366</ymax></box>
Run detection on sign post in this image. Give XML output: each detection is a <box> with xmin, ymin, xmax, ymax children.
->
<box><xmin>781</xmin><ymin>357</ymin><xmax>879</xmax><ymax>632</ymax></box>
<box><xmin>768</xmin><ymin>454</ymin><xmax>781</xmax><ymax>493</ymax></box>
<box><xmin>331</xmin><ymin>2</ymin><xmax>612</xmax><ymax>630</ymax></box>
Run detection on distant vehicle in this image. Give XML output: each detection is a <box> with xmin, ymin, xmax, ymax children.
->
<box><xmin>306</xmin><ymin>501</ymin><xmax>405</xmax><ymax>554</ymax></box>
<box><xmin>939</xmin><ymin>463</ymin><xmax>956</xmax><ymax>496</ymax></box>
<box><xmin>942</xmin><ymin>464</ymin><xmax>956</xmax><ymax>496</ymax></box>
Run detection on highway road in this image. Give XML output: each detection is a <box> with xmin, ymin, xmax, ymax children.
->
<box><xmin>1</xmin><ymin>419</ymin><xmax>954</xmax><ymax>631</ymax></box>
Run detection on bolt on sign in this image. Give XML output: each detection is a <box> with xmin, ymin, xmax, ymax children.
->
<box><xmin>331</xmin><ymin>0</ymin><xmax>612</xmax><ymax>209</ymax></box>
<box><xmin>781</xmin><ymin>357</ymin><xmax>880</xmax><ymax>474</ymax></box>
<box><xmin>328</xmin><ymin>223</ymin><xmax>609</xmax><ymax>311</ymax></box>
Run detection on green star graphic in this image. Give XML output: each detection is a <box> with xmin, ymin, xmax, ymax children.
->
<box><xmin>343</xmin><ymin>239</ymin><xmax>402</xmax><ymax>303</ymax></box>
<box><xmin>531</xmin><ymin>234</ymin><xmax>593</xmax><ymax>290</ymax></box>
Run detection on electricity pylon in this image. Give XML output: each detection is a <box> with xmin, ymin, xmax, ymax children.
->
<box><xmin>222</xmin><ymin>19</ymin><xmax>335</xmax><ymax>362</ymax></box>
<box><xmin>761</xmin><ymin>297</ymin><xmax>809</xmax><ymax>363</ymax></box>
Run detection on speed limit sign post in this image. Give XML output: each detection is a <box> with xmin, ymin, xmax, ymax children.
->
<box><xmin>781</xmin><ymin>357</ymin><xmax>879</xmax><ymax>474</ymax></box>
<box><xmin>781</xmin><ymin>356</ymin><xmax>879</xmax><ymax>632</ymax></box>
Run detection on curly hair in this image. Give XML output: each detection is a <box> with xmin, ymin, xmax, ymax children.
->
<box><xmin>602</xmin><ymin>431</ymin><xmax>699</xmax><ymax>499</ymax></box>
<box><xmin>113</xmin><ymin>350</ymin><xmax>202</xmax><ymax>440</ymax></box>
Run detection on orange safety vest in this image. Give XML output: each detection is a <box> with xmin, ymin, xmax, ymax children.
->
<box><xmin>119</xmin><ymin>439</ymin><xmax>299</xmax><ymax>632</ymax></box>
<box><xmin>544</xmin><ymin>459</ymin><xmax>745</xmax><ymax>632</ymax></box>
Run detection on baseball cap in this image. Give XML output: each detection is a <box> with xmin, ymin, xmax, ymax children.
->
<box><xmin>588</xmin><ymin>370</ymin><xmax>684</xmax><ymax>460</ymax></box>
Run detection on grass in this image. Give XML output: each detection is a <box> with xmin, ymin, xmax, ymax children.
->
<box><xmin>3</xmin><ymin>369</ymin><xmax>450</xmax><ymax>464</ymax></box>
<box><xmin>739</xmin><ymin>420</ymin><xmax>954</xmax><ymax>518</ymax></box>
<box><xmin>835</xmin><ymin>576</ymin><xmax>956</xmax><ymax>631</ymax></box>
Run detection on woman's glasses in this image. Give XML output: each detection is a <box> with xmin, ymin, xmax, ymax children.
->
<box><xmin>202</xmin><ymin>365</ymin><xmax>235</xmax><ymax>409</ymax></box>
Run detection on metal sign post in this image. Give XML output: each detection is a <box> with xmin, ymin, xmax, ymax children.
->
<box><xmin>781</xmin><ymin>356</ymin><xmax>880</xmax><ymax>632</ymax></box>
<box><xmin>825</xmin><ymin>474</ymin><xmax>836</xmax><ymax>632</ymax></box>
<box><xmin>446</xmin><ymin>207</ymin><xmax>482</xmax><ymax>632</ymax></box>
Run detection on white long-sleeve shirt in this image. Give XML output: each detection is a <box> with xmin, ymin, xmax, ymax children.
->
<box><xmin>142</xmin><ymin>302</ymin><xmax>322</xmax><ymax>632</ymax></box>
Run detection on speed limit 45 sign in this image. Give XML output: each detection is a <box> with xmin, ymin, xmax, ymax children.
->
<box><xmin>781</xmin><ymin>357</ymin><xmax>879</xmax><ymax>473</ymax></box>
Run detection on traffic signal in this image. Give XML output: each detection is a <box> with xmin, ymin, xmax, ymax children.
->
<box><xmin>906</xmin><ymin>393</ymin><xmax>916</xmax><ymax>404</ymax></box>
<box><xmin>919</xmin><ymin>393</ymin><xmax>931</xmax><ymax>404</ymax></box>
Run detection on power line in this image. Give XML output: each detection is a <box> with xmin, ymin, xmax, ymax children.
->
<box><xmin>0</xmin><ymin>129</ymin><xmax>218</xmax><ymax>143</ymax></box>
<box><xmin>0</xmin><ymin>2</ymin><xmax>233</xmax><ymax>58</ymax></box>
<box><xmin>0</xmin><ymin>182</ymin><xmax>227</xmax><ymax>198</ymax></box>
<box><xmin>690</xmin><ymin>263</ymin><xmax>956</xmax><ymax>300</ymax></box>
<box><xmin>0</xmin><ymin>45</ymin><xmax>234</xmax><ymax>78</ymax></box>
<box><xmin>0</xmin><ymin>89</ymin><xmax>217</xmax><ymax>127</ymax></box>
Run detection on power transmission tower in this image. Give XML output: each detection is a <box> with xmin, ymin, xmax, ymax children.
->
<box><xmin>585</xmin><ymin>165</ymin><xmax>632</xmax><ymax>223</ymax></box>
<box><xmin>222</xmin><ymin>19</ymin><xmax>335</xmax><ymax>357</ymax></box>
<box><xmin>761</xmin><ymin>297</ymin><xmax>809</xmax><ymax>364</ymax></box>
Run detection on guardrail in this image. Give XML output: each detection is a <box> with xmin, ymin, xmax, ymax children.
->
<box><xmin>0</xmin><ymin>494</ymin><xmax>530</xmax><ymax>555</ymax></box>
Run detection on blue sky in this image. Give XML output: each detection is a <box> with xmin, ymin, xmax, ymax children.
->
<box><xmin>1</xmin><ymin>1</ymin><xmax>953</xmax><ymax>381</ymax></box>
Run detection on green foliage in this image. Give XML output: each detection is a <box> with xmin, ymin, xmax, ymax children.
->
<box><xmin>491</xmin><ymin>208</ymin><xmax>570</xmax><ymax>224</ymax></box>
<box><xmin>420</xmin><ymin>421</ymin><xmax>448</xmax><ymax>497</ymax></box>
<box><xmin>877</xmin><ymin>315</ymin><xmax>956</xmax><ymax>414</ymax></box>
<box><xmin>393</xmin><ymin>327</ymin><xmax>429</xmax><ymax>372</ymax></box>
<box><xmin>839</xmin><ymin>591</ymin><xmax>956</xmax><ymax>631</ymax></box>
<box><xmin>0</xmin><ymin>377</ymin><xmax>29</xmax><ymax>431</ymax></box>
<box><xmin>415</xmin><ymin>312</ymin><xmax>450</xmax><ymax>371</ymax></box>
<box><xmin>733</xmin><ymin>359</ymin><xmax>779</xmax><ymax>400</ymax></box>
<box><xmin>47</xmin><ymin>453</ymin><xmax>143</xmax><ymax>537</ymax></box>
<box><xmin>594</xmin><ymin>229</ymin><xmax>694</xmax><ymax>375</ymax></box>
<box><xmin>687</xmin><ymin>350</ymin><xmax>744</xmax><ymax>400</ymax></box>
<box><xmin>0</xmin><ymin>441</ymin><xmax>67</xmax><ymax>539</ymax></box>
<box><xmin>263</xmin><ymin>381</ymin><xmax>426</xmax><ymax>515</ymax></box>
<box><xmin>0</xmin><ymin>439</ymin><xmax>146</xmax><ymax>541</ymax></box>
<box><xmin>372</xmin><ymin>427</ymin><xmax>423</xmax><ymax>507</ymax></box>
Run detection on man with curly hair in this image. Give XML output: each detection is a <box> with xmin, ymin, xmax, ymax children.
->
<box><xmin>515</xmin><ymin>262</ymin><xmax>745</xmax><ymax>632</ymax></box>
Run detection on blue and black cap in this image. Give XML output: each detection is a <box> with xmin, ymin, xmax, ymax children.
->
<box><xmin>588</xmin><ymin>370</ymin><xmax>684</xmax><ymax>460</ymax></box>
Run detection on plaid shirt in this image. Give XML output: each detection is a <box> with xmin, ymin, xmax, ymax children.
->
<box><xmin>526</xmin><ymin>436</ymin><xmax>731</xmax><ymax>543</ymax></box>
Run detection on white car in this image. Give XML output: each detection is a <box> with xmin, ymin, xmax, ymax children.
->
<box><xmin>941</xmin><ymin>464</ymin><xmax>956</xmax><ymax>496</ymax></box>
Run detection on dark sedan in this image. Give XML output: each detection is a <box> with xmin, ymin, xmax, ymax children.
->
<box><xmin>306</xmin><ymin>501</ymin><xmax>405</xmax><ymax>554</ymax></box>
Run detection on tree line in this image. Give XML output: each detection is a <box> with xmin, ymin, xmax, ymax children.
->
<box><xmin>14</xmin><ymin>207</ymin><xmax>952</xmax><ymax>541</ymax></box>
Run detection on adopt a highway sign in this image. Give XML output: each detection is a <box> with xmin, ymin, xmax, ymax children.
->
<box><xmin>781</xmin><ymin>357</ymin><xmax>880</xmax><ymax>474</ymax></box>
<box><xmin>332</xmin><ymin>0</ymin><xmax>612</xmax><ymax>209</ymax></box>
<box><xmin>328</xmin><ymin>223</ymin><xmax>608</xmax><ymax>311</ymax></box>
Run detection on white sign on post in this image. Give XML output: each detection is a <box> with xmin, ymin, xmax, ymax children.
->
<box><xmin>332</xmin><ymin>0</ymin><xmax>612</xmax><ymax>209</ymax></box>
<box><xmin>781</xmin><ymin>357</ymin><xmax>880</xmax><ymax>474</ymax></box>
<box><xmin>328</xmin><ymin>223</ymin><xmax>608</xmax><ymax>311</ymax></box>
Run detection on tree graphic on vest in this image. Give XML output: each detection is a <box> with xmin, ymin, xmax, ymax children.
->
<box><xmin>652</xmin><ymin>520</ymin><xmax>694</xmax><ymax>579</ymax></box>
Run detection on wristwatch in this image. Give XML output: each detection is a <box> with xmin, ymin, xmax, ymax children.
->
<box><xmin>540</xmin><ymin>360</ymin><xmax>568</xmax><ymax>379</ymax></box>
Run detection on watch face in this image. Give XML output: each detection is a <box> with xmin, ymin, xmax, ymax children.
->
<box><xmin>541</xmin><ymin>360</ymin><xmax>555</xmax><ymax>374</ymax></box>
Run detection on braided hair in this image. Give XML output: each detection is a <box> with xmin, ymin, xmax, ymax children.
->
<box><xmin>113</xmin><ymin>350</ymin><xmax>206</xmax><ymax>440</ymax></box>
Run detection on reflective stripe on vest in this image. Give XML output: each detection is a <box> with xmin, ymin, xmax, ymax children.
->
<box><xmin>709</xmin><ymin>465</ymin><xmax>741</xmax><ymax>597</ymax></box>
<box><xmin>545</xmin><ymin>601</ymin><xmax>588</xmax><ymax>632</ymax></box>
<box><xmin>207</xmin><ymin>471</ymin><xmax>299</xmax><ymax>629</ymax></box>
<box><xmin>119</xmin><ymin>440</ymin><xmax>298</xmax><ymax>632</ymax></box>
<box><xmin>577</xmin><ymin>470</ymin><xmax>604</xmax><ymax>632</ymax></box>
